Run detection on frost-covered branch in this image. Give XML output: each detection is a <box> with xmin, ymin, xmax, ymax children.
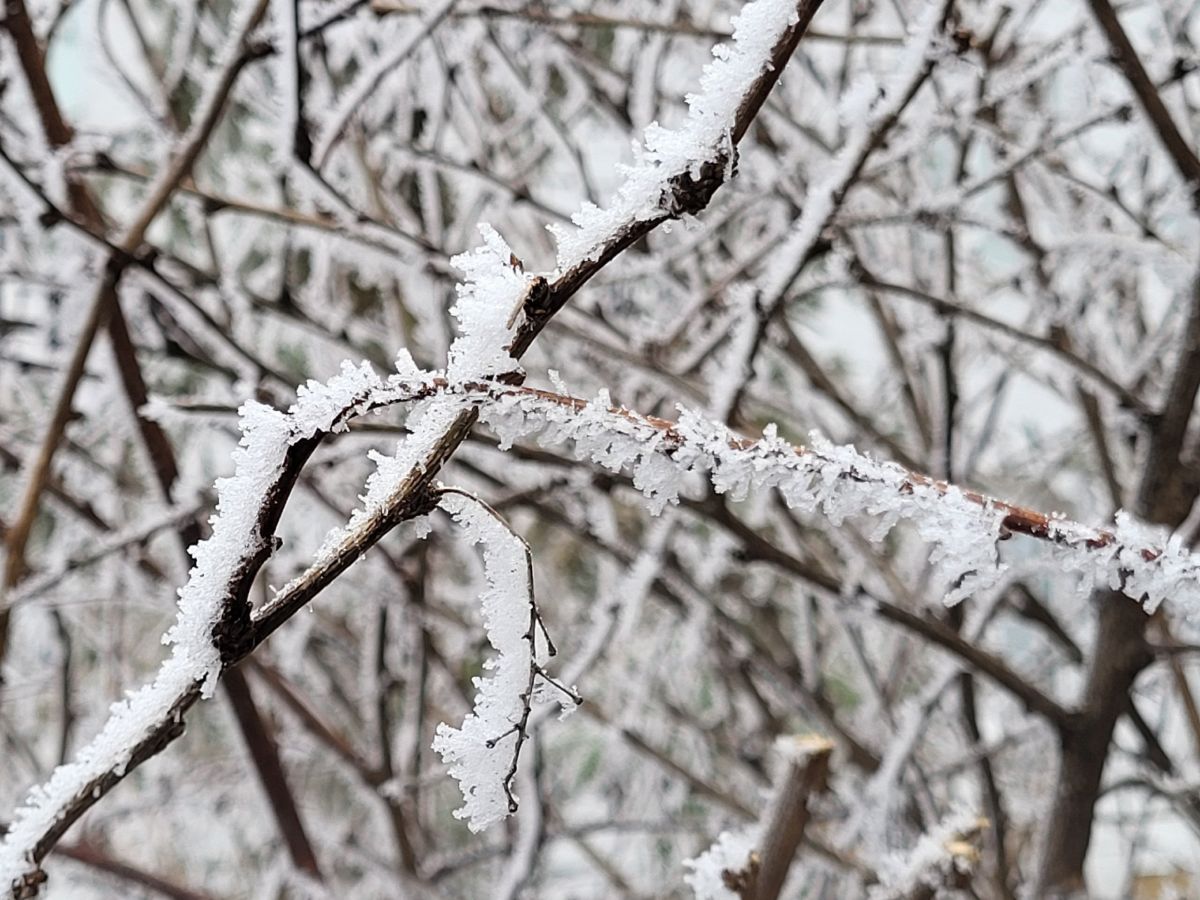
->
<box><xmin>432</xmin><ymin>489</ymin><xmax>578</xmax><ymax>832</ymax></box>
<box><xmin>9</xmin><ymin>0</ymin><xmax>1200</xmax><ymax>892</ymax></box>
<box><xmin>1082</xmin><ymin>0</ymin><xmax>1200</xmax><ymax>193</ymax></box>
<box><xmin>685</xmin><ymin>829</ymin><xmax>763</xmax><ymax>900</ymax></box>
<box><xmin>0</xmin><ymin>1</ymin><xmax>825</xmax><ymax>890</ymax></box>
<box><xmin>0</xmin><ymin>0</ymin><xmax>271</xmax><ymax>658</ymax></box>
<box><xmin>719</xmin><ymin>0</ymin><xmax>951</xmax><ymax>422</ymax></box>
<box><xmin>0</xmin><ymin>343</ymin><xmax>1181</xmax><ymax>891</ymax></box>
<box><xmin>464</xmin><ymin>383</ymin><xmax>1200</xmax><ymax>614</ymax></box>
<box><xmin>0</xmin><ymin>361</ymin><xmax>422</xmax><ymax>891</ymax></box>
<box><xmin>868</xmin><ymin>811</ymin><xmax>987</xmax><ymax>900</ymax></box>
<box><xmin>751</xmin><ymin>736</ymin><xmax>835</xmax><ymax>900</ymax></box>
<box><xmin>684</xmin><ymin>735</ymin><xmax>835</xmax><ymax>900</ymax></box>
<box><xmin>507</xmin><ymin>0</ymin><xmax>828</xmax><ymax>357</ymax></box>
<box><xmin>760</xmin><ymin>0</ymin><xmax>950</xmax><ymax>305</ymax></box>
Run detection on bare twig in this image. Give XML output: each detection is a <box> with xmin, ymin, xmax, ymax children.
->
<box><xmin>747</xmin><ymin>735</ymin><xmax>834</xmax><ymax>900</ymax></box>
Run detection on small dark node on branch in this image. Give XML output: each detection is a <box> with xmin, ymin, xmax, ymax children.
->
<box><xmin>293</xmin><ymin>121</ymin><xmax>314</xmax><ymax>167</ymax></box>
<box><xmin>407</xmin><ymin>483</ymin><xmax>444</xmax><ymax>520</ymax></box>
<box><xmin>11</xmin><ymin>867</ymin><xmax>47</xmax><ymax>899</ymax></box>
<box><xmin>36</xmin><ymin>207</ymin><xmax>61</xmax><ymax>229</ymax></box>
<box><xmin>1170</xmin><ymin>58</ymin><xmax>1197</xmax><ymax>84</ymax></box>
<box><xmin>494</xmin><ymin>370</ymin><xmax>526</xmax><ymax>386</ymax></box>
<box><xmin>951</xmin><ymin>26</ymin><xmax>975</xmax><ymax>54</ymax></box>
<box><xmin>1132</xmin><ymin>406</ymin><xmax>1163</xmax><ymax>430</ymax></box>
<box><xmin>276</xmin><ymin>282</ymin><xmax>298</xmax><ymax>311</ymax></box>
<box><xmin>660</xmin><ymin>147</ymin><xmax>737</xmax><ymax>219</ymax></box>
<box><xmin>843</xmin><ymin>252</ymin><xmax>868</xmax><ymax>283</ymax></box>
<box><xmin>951</xmin><ymin>570</ymin><xmax>977</xmax><ymax>595</ymax></box>
<box><xmin>245</xmin><ymin>37</ymin><xmax>271</xmax><ymax>60</ymax></box>
<box><xmin>212</xmin><ymin>595</ymin><xmax>254</xmax><ymax>667</ymax></box>
<box><xmin>721</xmin><ymin>851</ymin><xmax>760</xmax><ymax>897</ymax></box>
<box><xmin>484</xmin><ymin>724</ymin><xmax>518</xmax><ymax>750</ymax></box>
<box><xmin>588</xmin><ymin>472</ymin><xmax>618</xmax><ymax>495</ymax></box>
<box><xmin>521</xmin><ymin>275</ymin><xmax>552</xmax><ymax>319</ymax></box>
<box><xmin>811</xmin><ymin>232</ymin><xmax>834</xmax><ymax>259</ymax></box>
<box><xmin>914</xmin><ymin>208</ymin><xmax>946</xmax><ymax>229</ymax></box>
<box><xmin>102</xmin><ymin>254</ymin><xmax>126</xmax><ymax>281</ymax></box>
<box><xmin>507</xmin><ymin>275</ymin><xmax>552</xmax><ymax>331</ymax></box>
<box><xmin>135</xmin><ymin>246</ymin><xmax>159</xmax><ymax>268</ymax></box>
<box><xmin>213</xmin><ymin>543</ymin><xmax>271</xmax><ymax>665</ymax></box>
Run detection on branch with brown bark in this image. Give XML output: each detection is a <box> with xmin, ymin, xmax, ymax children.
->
<box><xmin>0</xmin><ymin>3</ymin><xmax>825</xmax><ymax>891</ymax></box>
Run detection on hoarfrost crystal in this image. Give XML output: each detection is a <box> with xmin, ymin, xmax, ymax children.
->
<box><xmin>432</xmin><ymin>493</ymin><xmax>550</xmax><ymax>832</ymax></box>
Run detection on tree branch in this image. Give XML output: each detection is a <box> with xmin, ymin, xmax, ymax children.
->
<box><xmin>0</xmin><ymin>3</ymin><xmax>826</xmax><ymax>889</ymax></box>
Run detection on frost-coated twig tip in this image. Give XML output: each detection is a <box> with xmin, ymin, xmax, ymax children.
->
<box><xmin>432</xmin><ymin>488</ymin><xmax>575</xmax><ymax>832</ymax></box>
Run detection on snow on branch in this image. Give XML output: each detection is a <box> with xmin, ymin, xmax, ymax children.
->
<box><xmin>758</xmin><ymin>0</ymin><xmax>949</xmax><ymax>303</ymax></box>
<box><xmin>461</xmin><ymin>384</ymin><xmax>1200</xmax><ymax>614</ymax></box>
<box><xmin>682</xmin><ymin>734</ymin><xmax>835</xmax><ymax>900</ymax></box>
<box><xmin>547</xmin><ymin>0</ymin><xmax>817</xmax><ymax>274</ymax></box>
<box><xmin>260</xmin><ymin>1</ymin><xmax>824</xmax><ymax>831</ymax></box>
<box><xmin>686</xmin><ymin>786</ymin><xmax>980</xmax><ymax>899</ymax></box>
<box><xmin>0</xmin><ymin>0</ymin><xmax>825</xmax><ymax>885</ymax></box>
<box><xmin>447</xmin><ymin>225</ymin><xmax>530</xmax><ymax>382</ymax></box>
<box><xmin>0</xmin><ymin>361</ymin><xmax>428</xmax><ymax>891</ymax></box>
<box><xmin>685</xmin><ymin>828</ymin><xmax>763</xmax><ymax>900</ymax></box>
<box><xmin>8</xmin><ymin>353</ymin><xmax>1181</xmax><ymax>888</ymax></box>
<box><xmin>432</xmin><ymin>489</ymin><xmax>579</xmax><ymax>833</ymax></box>
<box><xmin>868</xmin><ymin>810</ymin><xmax>987</xmax><ymax>899</ymax></box>
<box><xmin>305</xmin><ymin>226</ymin><xmax>531</xmax><ymax>569</ymax></box>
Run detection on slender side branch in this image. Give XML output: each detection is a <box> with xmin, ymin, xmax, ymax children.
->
<box><xmin>1084</xmin><ymin>0</ymin><xmax>1200</xmax><ymax>193</ymax></box>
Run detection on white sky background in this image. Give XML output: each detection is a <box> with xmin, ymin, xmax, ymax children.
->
<box><xmin>48</xmin><ymin>0</ymin><xmax>150</xmax><ymax>131</ymax></box>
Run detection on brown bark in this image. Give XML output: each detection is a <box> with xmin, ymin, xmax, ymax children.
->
<box><xmin>221</xmin><ymin>669</ymin><xmax>323</xmax><ymax>879</ymax></box>
<box><xmin>0</xmin><ymin>0</ymin><xmax>326</xmax><ymax>886</ymax></box>
<box><xmin>748</xmin><ymin>736</ymin><xmax>833</xmax><ymax>900</ymax></box>
<box><xmin>1028</xmin><ymin>0</ymin><xmax>1200</xmax><ymax>887</ymax></box>
<box><xmin>1034</xmin><ymin>277</ymin><xmax>1200</xmax><ymax>895</ymax></box>
<box><xmin>1037</xmin><ymin>594</ymin><xmax>1154</xmax><ymax>895</ymax></box>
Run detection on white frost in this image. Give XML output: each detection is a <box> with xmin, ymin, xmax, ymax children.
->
<box><xmin>470</xmin><ymin>384</ymin><xmax>1200</xmax><ymax>614</ymax></box>
<box><xmin>549</xmin><ymin>0</ymin><xmax>800</xmax><ymax>272</ymax></box>
<box><xmin>477</xmin><ymin>388</ymin><xmax>1010</xmax><ymax>605</ymax></box>
<box><xmin>269</xmin><ymin>0</ymin><xmax>299</xmax><ymax>167</ymax></box>
<box><xmin>758</xmin><ymin>0</ymin><xmax>946</xmax><ymax>302</ymax></box>
<box><xmin>0</xmin><ymin>360</ymin><xmax>392</xmax><ymax>886</ymax></box>
<box><xmin>868</xmin><ymin>808</ymin><xmax>982</xmax><ymax>898</ymax></box>
<box><xmin>684</xmin><ymin>827</ymin><xmax>761</xmax><ymax>900</ymax></box>
<box><xmin>432</xmin><ymin>492</ymin><xmax>546</xmax><ymax>833</ymax></box>
<box><xmin>447</xmin><ymin>224</ymin><xmax>528</xmax><ymax>382</ymax></box>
